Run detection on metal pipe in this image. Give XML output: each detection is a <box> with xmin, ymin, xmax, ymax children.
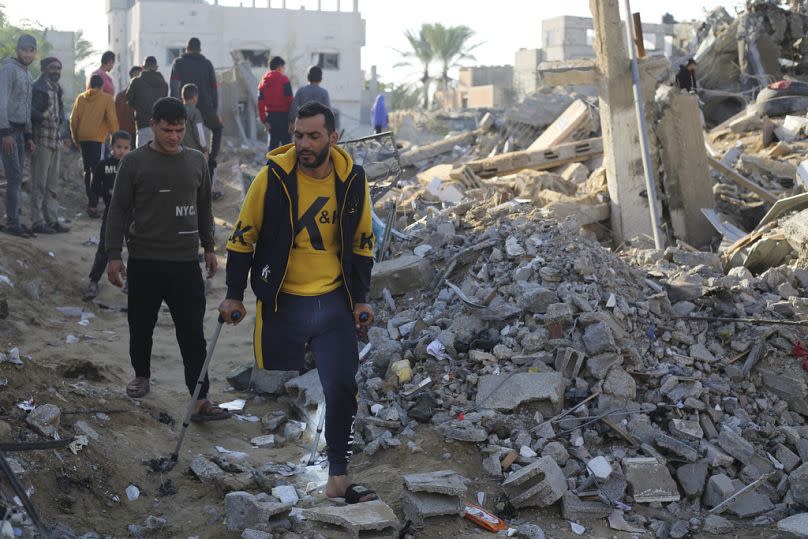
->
<box><xmin>623</xmin><ymin>0</ymin><xmax>664</xmax><ymax>250</ymax></box>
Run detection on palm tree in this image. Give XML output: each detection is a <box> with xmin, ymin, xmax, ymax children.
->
<box><xmin>395</xmin><ymin>24</ymin><xmax>435</xmax><ymax>109</ymax></box>
<box><xmin>426</xmin><ymin>23</ymin><xmax>480</xmax><ymax>93</ymax></box>
<box><xmin>74</xmin><ymin>29</ymin><xmax>94</xmax><ymax>64</ymax></box>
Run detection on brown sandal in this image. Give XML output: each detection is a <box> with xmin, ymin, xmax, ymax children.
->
<box><xmin>126</xmin><ymin>377</ymin><xmax>150</xmax><ymax>398</ymax></box>
<box><xmin>191</xmin><ymin>400</ymin><xmax>232</xmax><ymax>422</ymax></box>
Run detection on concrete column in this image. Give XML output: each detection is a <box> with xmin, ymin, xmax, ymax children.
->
<box><xmin>317</xmin><ymin>0</ymin><xmax>322</xmax><ymax>10</ymax></box>
<box><xmin>353</xmin><ymin>0</ymin><xmax>358</xmax><ymax>11</ymax></box>
<box><xmin>589</xmin><ymin>0</ymin><xmax>658</xmax><ymax>244</ymax></box>
<box><xmin>656</xmin><ymin>90</ymin><xmax>715</xmax><ymax>247</ymax></box>
<box><xmin>337</xmin><ymin>0</ymin><xmax>341</xmax><ymax>11</ymax></box>
<box><xmin>369</xmin><ymin>65</ymin><xmax>378</xmax><ymax>98</ymax></box>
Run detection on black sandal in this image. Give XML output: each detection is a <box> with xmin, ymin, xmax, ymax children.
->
<box><xmin>344</xmin><ymin>484</ymin><xmax>378</xmax><ymax>504</ymax></box>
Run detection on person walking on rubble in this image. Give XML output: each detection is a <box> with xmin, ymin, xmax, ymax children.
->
<box><xmin>371</xmin><ymin>94</ymin><xmax>388</xmax><ymax>134</ymax></box>
<box><xmin>30</xmin><ymin>56</ymin><xmax>69</xmax><ymax>234</ymax></box>
<box><xmin>676</xmin><ymin>58</ymin><xmax>698</xmax><ymax>93</ymax></box>
<box><xmin>105</xmin><ymin>97</ymin><xmax>229</xmax><ymax>421</ymax></box>
<box><xmin>91</xmin><ymin>50</ymin><xmax>116</xmax><ymax>97</ymax></box>
<box><xmin>70</xmin><ymin>74</ymin><xmax>119</xmax><ymax>218</ymax></box>
<box><xmin>257</xmin><ymin>56</ymin><xmax>294</xmax><ymax>151</ymax></box>
<box><xmin>83</xmin><ymin>130</ymin><xmax>131</xmax><ymax>301</ymax></box>
<box><xmin>293</xmin><ymin>65</ymin><xmax>330</xmax><ymax>112</ymax></box>
<box><xmin>0</xmin><ymin>34</ymin><xmax>37</xmax><ymax>238</ymax></box>
<box><xmin>170</xmin><ymin>37</ymin><xmax>223</xmax><ymax>199</ymax></box>
<box><xmin>218</xmin><ymin>102</ymin><xmax>378</xmax><ymax>503</ymax></box>
<box><xmin>116</xmin><ymin>65</ymin><xmax>142</xmax><ymax>143</ymax></box>
<box><xmin>127</xmin><ymin>56</ymin><xmax>168</xmax><ymax>147</ymax></box>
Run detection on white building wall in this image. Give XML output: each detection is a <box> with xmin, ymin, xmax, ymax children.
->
<box><xmin>108</xmin><ymin>0</ymin><xmax>365</xmax><ymax>133</ymax></box>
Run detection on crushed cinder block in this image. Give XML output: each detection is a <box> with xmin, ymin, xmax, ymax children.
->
<box><xmin>403</xmin><ymin>470</ymin><xmax>468</xmax><ymax>497</ymax></box>
<box><xmin>475</xmin><ymin>372</ymin><xmax>564</xmax><ymax>415</ymax></box>
<box><xmin>623</xmin><ymin>457</ymin><xmax>680</xmax><ymax>503</ymax></box>
<box><xmin>225</xmin><ymin>491</ymin><xmax>292</xmax><ymax>532</ymax></box>
<box><xmin>561</xmin><ymin>491</ymin><xmax>611</xmax><ymax>521</ymax></box>
<box><xmin>502</xmin><ymin>456</ymin><xmax>567</xmax><ymax>508</ymax></box>
<box><xmin>400</xmin><ymin>470</ymin><xmax>468</xmax><ymax>527</ymax></box>
<box><xmin>302</xmin><ymin>499</ymin><xmax>399</xmax><ymax>538</ymax></box>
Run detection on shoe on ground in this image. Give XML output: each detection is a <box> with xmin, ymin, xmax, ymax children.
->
<box><xmin>82</xmin><ymin>281</ymin><xmax>99</xmax><ymax>301</ymax></box>
<box><xmin>212</xmin><ymin>191</ymin><xmax>224</xmax><ymax>200</ymax></box>
<box><xmin>87</xmin><ymin>207</ymin><xmax>100</xmax><ymax>219</ymax></box>
<box><xmin>1</xmin><ymin>225</ymin><xmax>34</xmax><ymax>238</ymax></box>
<box><xmin>31</xmin><ymin>222</ymin><xmax>56</xmax><ymax>234</ymax></box>
<box><xmin>49</xmin><ymin>221</ymin><xmax>70</xmax><ymax>233</ymax></box>
<box><xmin>126</xmin><ymin>377</ymin><xmax>150</xmax><ymax>398</ymax></box>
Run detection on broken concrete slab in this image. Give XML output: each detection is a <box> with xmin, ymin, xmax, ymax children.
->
<box><xmin>402</xmin><ymin>470</ymin><xmax>468</xmax><ymax>497</ymax></box>
<box><xmin>301</xmin><ymin>499</ymin><xmax>399</xmax><ymax>538</ymax></box>
<box><xmin>475</xmin><ymin>372</ymin><xmax>564</xmax><ymax>415</ymax></box>
<box><xmin>190</xmin><ymin>456</ymin><xmax>226</xmax><ymax>483</ymax></box>
<box><xmin>676</xmin><ymin>460</ymin><xmax>709</xmax><ymax>497</ymax></box>
<box><xmin>502</xmin><ymin>455</ymin><xmax>567</xmax><ymax>508</ymax></box>
<box><xmin>370</xmin><ymin>255</ymin><xmax>433</xmax><ymax>299</ymax></box>
<box><xmin>561</xmin><ymin>491</ymin><xmax>612</xmax><ymax>521</ymax></box>
<box><xmin>791</xmin><ymin>463</ymin><xmax>808</xmax><ymax>507</ymax></box>
<box><xmin>26</xmin><ymin>404</ymin><xmax>61</xmax><ymax>438</ymax></box>
<box><xmin>251</xmin><ymin>369</ymin><xmax>296</xmax><ymax>395</ymax></box>
<box><xmin>623</xmin><ymin>457</ymin><xmax>680</xmax><ymax>503</ymax></box>
<box><xmin>582</xmin><ymin>322</ymin><xmax>616</xmax><ymax>355</ymax></box>
<box><xmin>777</xmin><ymin>513</ymin><xmax>808</xmax><ymax>537</ymax></box>
<box><xmin>225</xmin><ymin>491</ymin><xmax>292</xmax><ymax>532</ymax></box>
<box><xmin>400</xmin><ymin>490</ymin><xmax>463</xmax><ymax>528</ymax></box>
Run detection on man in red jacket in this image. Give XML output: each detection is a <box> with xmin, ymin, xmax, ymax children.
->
<box><xmin>257</xmin><ymin>56</ymin><xmax>293</xmax><ymax>151</ymax></box>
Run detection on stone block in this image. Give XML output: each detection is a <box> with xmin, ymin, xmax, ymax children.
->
<box><xmin>703</xmin><ymin>474</ymin><xmax>734</xmax><ymax>508</ymax></box>
<box><xmin>602</xmin><ymin>366</ymin><xmax>636</xmax><ymax>399</ymax></box>
<box><xmin>225</xmin><ymin>491</ymin><xmax>292</xmax><ymax>532</ymax></box>
<box><xmin>26</xmin><ymin>404</ymin><xmax>61</xmax><ymax>438</ymax></box>
<box><xmin>301</xmin><ymin>499</ymin><xmax>399</xmax><ymax>538</ymax></box>
<box><xmin>242</xmin><ymin>530</ymin><xmax>271</xmax><ymax>539</ymax></box>
<box><xmin>777</xmin><ymin>513</ymin><xmax>808</xmax><ymax>537</ymax></box>
<box><xmin>502</xmin><ymin>456</ymin><xmax>567</xmax><ymax>508</ymax></box>
<box><xmin>554</xmin><ymin>347</ymin><xmax>585</xmax><ymax>379</ymax></box>
<box><xmin>370</xmin><ymin>255</ymin><xmax>433</xmax><ymax>299</ymax></box>
<box><xmin>252</xmin><ymin>369</ymin><xmax>297</xmax><ymax>395</ymax></box>
<box><xmin>669</xmin><ymin>419</ymin><xmax>703</xmax><ymax>441</ymax></box>
<box><xmin>776</xmin><ymin>444</ymin><xmax>801</xmax><ymax>473</ymax></box>
<box><xmin>437</xmin><ymin>420</ymin><xmax>488</xmax><ymax>442</ymax></box>
<box><xmin>791</xmin><ymin>463</ymin><xmax>808</xmax><ymax>507</ymax></box>
<box><xmin>654</xmin><ymin>432</ymin><xmax>699</xmax><ymax>462</ymax></box>
<box><xmin>516</xmin><ymin>284</ymin><xmax>558</xmax><ymax>314</ymax></box>
<box><xmin>190</xmin><ymin>455</ymin><xmax>225</xmax><ymax>483</ymax></box>
<box><xmin>586</xmin><ymin>353</ymin><xmax>621</xmax><ymax>380</ymax></box>
<box><xmin>582</xmin><ymin>322</ymin><xmax>615</xmax><ymax>355</ymax></box>
<box><xmin>561</xmin><ymin>491</ymin><xmax>611</xmax><ymax>521</ymax></box>
<box><xmin>623</xmin><ymin>457</ymin><xmax>680</xmax><ymax>503</ymax></box>
<box><xmin>400</xmin><ymin>490</ymin><xmax>463</xmax><ymax>528</ymax></box>
<box><xmin>475</xmin><ymin>372</ymin><xmax>564</xmax><ymax>415</ymax></box>
<box><xmin>227</xmin><ymin>364</ymin><xmax>252</xmax><ymax>391</ymax></box>
<box><xmin>702</xmin><ymin>514</ymin><xmax>734</xmax><ymax>535</ymax></box>
<box><xmin>544</xmin><ymin>302</ymin><xmax>574</xmax><ymax>327</ymax></box>
<box><xmin>676</xmin><ymin>460</ymin><xmax>708</xmax><ymax>497</ymax></box>
<box><xmin>402</xmin><ymin>470</ymin><xmax>468</xmax><ymax>497</ymax></box>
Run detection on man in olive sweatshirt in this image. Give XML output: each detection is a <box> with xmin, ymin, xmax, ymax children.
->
<box><xmin>105</xmin><ymin>97</ymin><xmax>229</xmax><ymax>421</ymax></box>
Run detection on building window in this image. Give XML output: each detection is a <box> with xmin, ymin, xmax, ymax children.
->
<box><xmin>312</xmin><ymin>52</ymin><xmax>339</xmax><ymax>70</ymax></box>
<box><xmin>586</xmin><ymin>29</ymin><xmax>596</xmax><ymax>46</ymax></box>
<box><xmin>643</xmin><ymin>32</ymin><xmax>657</xmax><ymax>51</ymax></box>
<box><xmin>167</xmin><ymin>48</ymin><xmax>182</xmax><ymax>66</ymax></box>
<box><xmin>239</xmin><ymin>49</ymin><xmax>271</xmax><ymax>68</ymax></box>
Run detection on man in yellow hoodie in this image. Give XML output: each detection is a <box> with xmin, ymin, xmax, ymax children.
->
<box><xmin>70</xmin><ymin>74</ymin><xmax>118</xmax><ymax>217</ymax></box>
<box><xmin>219</xmin><ymin>102</ymin><xmax>377</xmax><ymax>504</ymax></box>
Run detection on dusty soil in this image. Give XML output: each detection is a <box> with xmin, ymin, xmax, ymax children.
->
<box><xmin>0</xmin><ymin>145</ymin><xmax>776</xmax><ymax>538</ymax></box>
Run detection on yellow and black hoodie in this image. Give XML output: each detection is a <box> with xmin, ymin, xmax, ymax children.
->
<box><xmin>225</xmin><ymin>143</ymin><xmax>375</xmax><ymax>312</ymax></box>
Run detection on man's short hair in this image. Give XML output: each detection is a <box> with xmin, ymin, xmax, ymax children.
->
<box><xmin>152</xmin><ymin>97</ymin><xmax>187</xmax><ymax>124</ymax></box>
<box><xmin>143</xmin><ymin>56</ymin><xmax>158</xmax><ymax>69</ymax></box>
<box><xmin>111</xmin><ymin>130</ymin><xmax>132</xmax><ymax>145</ymax></box>
<box><xmin>89</xmin><ymin>74</ymin><xmax>104</xmax><ymax>89</ymax></box>
<box><xmin>307</xmin><ymin>65</ymin><xmax>323</xmax><ymax>83</ymax></box>
<box><xmin>187</xmin><ymin>37</ymin><xmax>201</xmax><ymax>52</ymax></box>
<box><xmin>129</xmin><ymin>66</ymin><xmax>142</xmax><ymax>77</ymax></box>
<box><xmin>269</xmin><ymin>56</ymin><xmax>285</xmax><ymax>70</ymax></box>
<box><xmin>182</xmin><ymin>83</ymin><xmax>199</xmax><ymax>100</ymax></box>
<box><xmin>101</xmin><ymin>51</ymin><xmax>115</xmax><ymax>65</ymax></box>
<box><xmin>296</xmin><ymin>101</ymin><xmax>335</xmax><ymax>133</ymax></box>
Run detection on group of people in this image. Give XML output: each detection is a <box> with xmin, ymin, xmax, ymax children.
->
<box><xmin>0</xmin><ymin>35</ymin><xmax>225</xmax><ymax>239</ymax></box>
<box><xmin>2</xmin><ymin>32</ymin><xmax>380</xmax><ymax>505</ymax></box>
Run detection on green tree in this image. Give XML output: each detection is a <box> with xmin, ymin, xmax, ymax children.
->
<box><xmin>74</xmin><ymin>29</ymin><xmax>94</xmax><ymax>64</ymax></box>
<box><xmin>426</xmin><ymin>23</ymin><xmax>480</xmax><ymax>93</ymax></box>
<box><xmin>385</xmin><ymin>82</ymin><xmax>421</xmax><ymax>111</ymax></box>
<box><xmin>0</xmin><ymin>5</ymin><xmax>52</xmax><ymax>78</ymax></box>
<box><xmin>395</xmin><ymin>24</ymin><xmax>436</xmax><ymax>109</ymax></box>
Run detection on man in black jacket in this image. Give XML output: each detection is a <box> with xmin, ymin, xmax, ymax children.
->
<box><xmin>676</xmin><ymin>58</ymin><xmax>698</xmax><ymax>93</ymax></box>
<box><xmin>30</xmin><ymin>56</ymin><xmax>68</xmax><ymax>234</ymax></box>
<box><xmin>170</xmin><ymin>37</ymin><xmax>222</xmax><ymax>197</ymax></box>
<box><xmin>218</xmin><ymin>102</ymin><xmax>377</xmax><ymax>504</ymax></box>
<box><xmin>127</xmin><ymin>56</ymin><xmax>168</xmax><ymax>147</ymax></box>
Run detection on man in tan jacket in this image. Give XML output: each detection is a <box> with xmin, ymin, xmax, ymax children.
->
<box><xmin>70</xmin><ymin>74</ymin><xmax>119</xmax><ymax>216</ymax></box>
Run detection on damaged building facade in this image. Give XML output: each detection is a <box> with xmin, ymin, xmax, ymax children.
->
<box><xmin>105</xmin><ymin>0</ymin><xmax>365</xmax><ymax>132</ymax></box>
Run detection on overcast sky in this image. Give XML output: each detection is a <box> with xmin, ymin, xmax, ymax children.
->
<box><xmin>3</xmin><ymin>0</ymin><xmax>746</xmax><ymax>85</ymax></box>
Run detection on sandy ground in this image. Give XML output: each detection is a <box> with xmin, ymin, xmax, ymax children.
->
<box><xmin>0</xmin><ymin>145</ymin><xmax>775</xmax><ymax>538</ymax></box>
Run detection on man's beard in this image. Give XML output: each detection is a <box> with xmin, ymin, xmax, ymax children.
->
<box><xmin>48</xmin><ymin>74</ymin><xmax>60</xmax><ymax>83</ymax></box>
<box><xmin>298</xmin><ymin>145</ymin><xmax>330</xmax><ymax>169</ymax></box>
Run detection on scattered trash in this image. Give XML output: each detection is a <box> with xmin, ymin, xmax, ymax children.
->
<box><xmin>125</xmin><ymin>484</ymin><xmax>140</xmax><ymax>501</ymax></box>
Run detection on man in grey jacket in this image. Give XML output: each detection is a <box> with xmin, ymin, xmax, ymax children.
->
<box><xmin>0</xmin><ymin>34</ymin><xmax>37</xmax><ymax>237</ymax></box>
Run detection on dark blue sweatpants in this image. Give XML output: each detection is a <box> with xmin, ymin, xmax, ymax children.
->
<box><xmin>257</xmin><ymin>287</ymin><xmax>358</xmax><ymax>476</ymax></box>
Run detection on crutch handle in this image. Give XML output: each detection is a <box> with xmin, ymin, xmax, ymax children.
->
<box><xmin>218</xmin><ymin>311</ymin><xmax>242</xmax><ymax>324</ymax></box>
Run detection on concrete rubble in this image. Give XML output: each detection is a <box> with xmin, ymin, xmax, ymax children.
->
<box><xmin>400</xmin><ymin>470</ymin><xmax>468</xmax><ymax>527</ymax></box>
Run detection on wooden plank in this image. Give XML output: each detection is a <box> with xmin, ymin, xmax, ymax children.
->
<box><xmin>707</xmin><ymin>157</ymin><xmax>778</xmax><ymax>203</ymax></box>
<box><xmin>528</xmin><ymin>99</ymin><xmax>593</xmax><ymax>151</ymax></box>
